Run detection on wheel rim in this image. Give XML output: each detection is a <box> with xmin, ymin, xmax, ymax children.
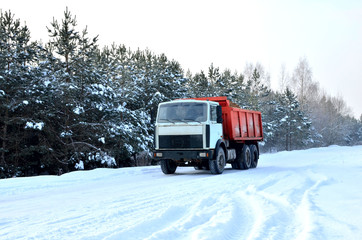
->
<box><xmin>217</xmin><ymin>151</ymin><xmax>225</xmax><ymax>170</ymax></box>
<box><xmin>253</xmin><ymin>151</ymin><xmax>257</xmax><ymax>165</ymax></box>
<box><xmin>246</xmin><ymin>149</ymin><xmax>251</xmax><ymax>166</ymax></box>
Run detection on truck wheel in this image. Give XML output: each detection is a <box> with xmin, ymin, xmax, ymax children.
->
<box><xmin>250</xmin><ymin>145</ymin><xmax>259</xmax><ymax>168</ymax></box>
<box><xmin>209</xmin><ymin>148</ymin><xmax>225</xmax><ymax>174</ymax></box>
<box><xmin>240</xmin><ymin>145</ymin><xmax>251</xmax><ymax>169</ymax></box>
<box><xmin>160</xmin><ymin>159</ymin><xmax>177</xmax><ymax>174</ymax></box>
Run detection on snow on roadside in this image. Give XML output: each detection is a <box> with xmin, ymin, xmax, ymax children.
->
<box><xmin>0</xmin><ymin>145</ymin><xmax>362</xmax><ymax>240</ymax></box>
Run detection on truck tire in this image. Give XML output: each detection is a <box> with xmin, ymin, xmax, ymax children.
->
<box><xmin>160</xmin><ymin>159</ymin><xmax>177</xmax><ymax>174</ymax></box>
<box><xmin>209</xmin><ymin>148</ymin><xmax>225</xmax><ymax>174</ymax></box>
<box><xmin>240</xmin><ymin>145</ymin><xmax>251</xmax><ymax>170</ymax></box>
<box><xmin>250</xmin><ymin>144</ymin><xmax>259</xmax><ymax>168</ymax></box>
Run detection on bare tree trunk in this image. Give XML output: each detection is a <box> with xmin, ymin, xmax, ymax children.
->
<box><xmin>134</xmin><ymin>153</ymin><xmax>138</xmax><ymax>166</ymax></box>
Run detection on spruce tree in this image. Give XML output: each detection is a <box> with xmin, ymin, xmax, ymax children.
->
<box><xmin>0</xmin><ymin>10</ymin><xmax>45</xmax><ymax>177</ymax></box>
<box><xmin>43</xmin><ymin>8</ymin><xmax>118</xmax><ymax>171</ymax></box>
<box><xmin>277</xmin><ymin>88</ymin><xmax>312</xmax><ymax>151</ymax></box>
<box><xmin>187</xmin><ymin>70</ymin><xmax>209</xmax><ymax>97</ymax></box>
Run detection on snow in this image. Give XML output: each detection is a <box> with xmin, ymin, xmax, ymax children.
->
<box><xmin>1</xmin><ymin>145</ymin><xmax>362</xmax><ymax>240</ymax></box>
<box><xmin>98</xmin><ymin>137</ymin><xmax>105</xmax><ymax>144</ymax></box>
<box><xmin>73</xmin><ymin>106</ymin><xmax>84</xmax><ymax>115</ymax></box>
<box><xmin>24</xmin><ymin>121</ymin><xmax>44</xmax><ymax>130</ymax></box>
<box><xmin>75</xmin><ymin>160</ymin><xmax>84</xmax><ymax>170</ymax></box>
<box><xmin>60</xmin><ymin>131</ymin><xmax>72</xmax><ymax>137</ymax></box>
<box><xmin>100</xmin><ymin>154</ymin><xmax>116</xmax><ymax>167</ymax></box>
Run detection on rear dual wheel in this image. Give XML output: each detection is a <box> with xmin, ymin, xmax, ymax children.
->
<box><xmin>240</xmin><ymin>145</ymin><xmax>252</xmax><ymax>169</ymax></box>
<box><xmin>250</xmin><ymin>144</ymin><xmax>259</xmax><ymax>168</ymax></box>
<box><xmin>234</xmin><ymin>144</ymin><xmax>258</xmax><ymax>170</ymax></box>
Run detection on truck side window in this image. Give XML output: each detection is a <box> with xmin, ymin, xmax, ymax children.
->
<box><xmin>210</xmin><ymin>105</ymin><xmax>217</xmax><ymax>122</ymax></box>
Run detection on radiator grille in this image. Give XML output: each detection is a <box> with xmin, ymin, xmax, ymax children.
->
<box><xmin>159</xmin><ymin>135</ymin><xmax>203</xmax><ymax>149</ymax></box>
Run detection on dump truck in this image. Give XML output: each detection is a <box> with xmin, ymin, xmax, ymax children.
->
<box><xmin>153</xmin><ymin>96</ymin><xmax>263</xmax><ymax>174</ymax></box>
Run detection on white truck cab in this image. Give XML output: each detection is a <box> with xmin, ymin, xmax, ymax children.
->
<box><xmin>153</xmin><ymin>99</ymin><xmax>225</xmax><ymax>174</ymax></box>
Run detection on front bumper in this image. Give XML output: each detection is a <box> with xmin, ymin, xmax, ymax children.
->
<box><xmin>153</xmin><ymin>150</ymin><xmax>214</xmax><ymax>161</ymax></box>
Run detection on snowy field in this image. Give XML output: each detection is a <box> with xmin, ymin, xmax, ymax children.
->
<box><xmin>1</xmin><ymin>145</ymin><xmax>362</xmax><ymax>240</ymax></box>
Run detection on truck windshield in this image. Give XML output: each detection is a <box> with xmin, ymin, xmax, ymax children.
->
<box><xmin>157</xmin><ymin>102</ymin><xmax>207</xmax><ymax>123</ymax></box>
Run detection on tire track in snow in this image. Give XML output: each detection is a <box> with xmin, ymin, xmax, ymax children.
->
<box><xmin>127</xmin><ymin>169</ymin><xmax>308</xmax><ymax>240</ymax></box>
<box><xmin>241</xmin><ymin>185</ymin><xmax>295</xmax><ymax>240</ymax></box>
<box><xmin>139</xmin><ymin>192</ymin><xmax>254</xmax><ymax>240</ymax></box>
<box><xmin>102</xmin><ymin>173</ymin><xmax>258</xmax><ymax>240</ymax></box>
<box><xmin>241</xmin><ymin>169</ymin><xmax>336</xmax><ymax>240</ymax></box>
<box><xmin>291</xmin><ymin>173</ymin><xmax>353</xmax><ymax>240</ymax></box>
<box><xmin>95</xmin><ymin>174</ymin><xmax>220</xmax><ymax>239</ymax></box>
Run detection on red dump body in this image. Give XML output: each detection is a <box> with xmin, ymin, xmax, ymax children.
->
<box><xmin>192</xmin><ymin>96</ymin><xmax>264</xmax><ymax>143</ymax></box>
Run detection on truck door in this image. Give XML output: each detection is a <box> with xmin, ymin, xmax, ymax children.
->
<box><xmin>209</xmin><ymin>104</ymin><xmax>223</xmax><ymax>149</ymax></box>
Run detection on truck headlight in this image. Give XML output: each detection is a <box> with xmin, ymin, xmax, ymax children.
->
<box><xmin>155</xmin><ymin>152</ymin><xmax>163</xmax><ymax>157</ymax></box>
<box><xmin>199</xmin><ymin>152</ymin><xmax>207</xmax><ymax>157</ymax></box>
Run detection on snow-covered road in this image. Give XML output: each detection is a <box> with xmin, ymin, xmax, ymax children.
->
<box><xmin>1</xmin><ymin>145</ymin><xmax>362</xmax><ymax>240</ymax></box>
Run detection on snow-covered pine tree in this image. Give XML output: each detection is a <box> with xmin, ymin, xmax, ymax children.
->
<box><xmin>218</xmin><ymin>69</ymin><xmax>245</xmax><ymax>102</ymax></box>
<box><xmin>242</xmin><ymin>68</ymin><xmax>271</xmax><ymax>111</ymax></box>
<box><xmin>216</xmin><ymin>70</ymin><xmax>246</xmax><ymax>107</ymax></box>
<box><xmin>276</xmin><ymin>88</ymin><xmax>312</xmax><ymax>151</ymax></box>
<box><xmin>94</xmin><ymin>45</ymin><xmax>150</xmax><ymax>167</ymax></box>
<box><xmin>357</xmin><ymin>118</ymin><xmax>362</xmax><ymax>145</ymax></box>
<box><xmin>187</xmin><ymin>70</ymin><xmax>209</xmax><ymax>97</ymax></box>
<box><xmin>0</xmin><ymin>10</ymin><xmax>45</xmax><ymax>177</ymax></box>
<box><xmin>114</xmin><ymin>49</ymin><xmax>187</xmax><ymax>165</ymax></box>
<box><xmin>43</xmin><ymin>8</ymin><xmax>119</xmax><ymax>171</ymax></box>
<box><xmin>187</xmin><ymin>64</ymin><xmax>238</xmax><ymax>98</ymax></box>
<box><xmin>257</xmin><ymin>91</ymin><xmax>280</xmax><ymax>152</ymax></box>
<box><xmin>342</xmin><ymin>116</ymin><xmax>362</xmax><ymax>146</ymax></box>
<box><xmin>206</xmin><ymin>63</ymin><xmax>221</xmax><ymax>96</ymax></box>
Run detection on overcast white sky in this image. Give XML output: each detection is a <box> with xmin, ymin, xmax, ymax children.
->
<box><xmin>3</xmin><ymin>0</ymin><xmax>362</xmax><ymax>118</ymax></box>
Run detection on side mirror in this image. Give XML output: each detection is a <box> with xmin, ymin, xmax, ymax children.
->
<box><xmin>217</xmin><ymin>105</ymin><xmax>223</xmax><ymax>123</ymax></box>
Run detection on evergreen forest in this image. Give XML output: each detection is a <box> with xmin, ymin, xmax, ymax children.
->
<box><xmin>1</xmin><ymin>9</ymin><xmax>361</xmax><ymax>177</ymax></box>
